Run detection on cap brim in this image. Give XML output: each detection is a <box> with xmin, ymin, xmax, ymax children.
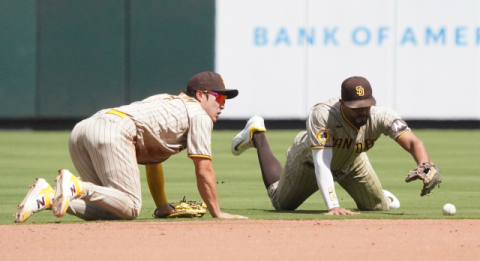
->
<box><xmin>344</xmin><ymin>97</ymin><xmax>376</xmax><ymax>108</ymax></box>
<box><xmin>210</xmin><ymin>89</ymin><xmax>238</xmax><ymax>99</ymax></box>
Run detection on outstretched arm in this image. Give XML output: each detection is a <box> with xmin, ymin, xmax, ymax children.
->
<box><xmin>192</xmin><ymin>157</ymin><xmax>247</xmax><ymax>219</ymax></box>
<box><xmin>397</xmin><ymin>132</ymin><xmax>442</xmax><ymax>196</ymax></box>
<box><xmin>312</xmin><ymin>148</ymin><xmax>360</xmax><ymax>215</ymax></box>
<box><xmin>396</xmin><ymin>132</ymin><xmax>430</xmax><ymax>164</ymax></box>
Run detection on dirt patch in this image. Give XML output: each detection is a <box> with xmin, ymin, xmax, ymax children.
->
<box><xmin>1</xmin><ymin>220</ymin><xmax>479</xmax><ymax>261</ymax></box>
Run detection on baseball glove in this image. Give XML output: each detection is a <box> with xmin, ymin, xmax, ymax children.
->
<box><xmin>154</xmin><ymin>196</ymin><xmax>208</xmax><ymax>218</ymax></box>
<box><xmin>405</xmin><ymin>162</ymin><xmax>442</xmax><ymax>196</ymax></box>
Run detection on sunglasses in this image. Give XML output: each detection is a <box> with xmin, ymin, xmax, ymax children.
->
<box><xmin>203</xmin><ymin>90</ymin><xmax>227</xmax><ymax>106</ymax></box>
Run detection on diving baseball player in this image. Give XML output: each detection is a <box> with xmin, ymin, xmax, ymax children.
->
<box><xmin>232</xmin><ymin>76</ymin><xmax>436</xmax><ymax>215</ymax></box>
<box><xmin>15</xmin><ymin>71</ymin><xmax>247</xmax><ymax>222</ymax></box>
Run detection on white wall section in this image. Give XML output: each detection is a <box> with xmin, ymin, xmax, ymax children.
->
<box><xmin>216</xmin><ymin>0</ymin><xmax>480</xmax><ymax>120</ymax></box>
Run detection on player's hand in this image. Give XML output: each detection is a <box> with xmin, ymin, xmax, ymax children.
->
<box><xmin>325</xmin><ymin>207</ymin><xmax>360</xmax><ymax>215</ymax></box>
<box><xmin>153</xmin><ymin>203</ymin><xmax>175</xmax><ymax>218</ymax></box>
<box><xmin>214</xmin><ymin>212</ymin><xmax>248</xmax><ymax>219</ymax></box>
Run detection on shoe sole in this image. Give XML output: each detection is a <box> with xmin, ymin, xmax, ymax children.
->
<box><xmin>232</xmin><ymin>136</ymin><xmax>250</xmax><ymax>154</ymax></box>
<box><xmin>52</xmin><ymin>169</ymin><xmax>82</xmax><ymax>218</ymax></box>
<box><xmin>383</xmin><ymin>190</ymin><xmax>400</xmax><ymax>210</ymax></box>
<box><xmin>232</xmin><ymin>116</ymin><xmax>266</xmax><ymax>155</ymax></box>
<box><xmin>14</xmin><ymin>178</ymin><xmax>52</xmax><ymax>223</ymax></box>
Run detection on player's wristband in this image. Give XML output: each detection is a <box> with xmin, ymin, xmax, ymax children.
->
<box><xmin>324</xmin><ymin>188</ymin><xmax>340</xmax><ymax>210</ymax></box>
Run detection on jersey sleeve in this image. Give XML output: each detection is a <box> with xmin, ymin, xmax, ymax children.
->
<box><xmin>379</xmin><ymin>107</ymin><xmax>412</xmax><ymax>141</ymax></box>
<box><xmin>307</xmin><ymin>107</ymin><xmax>334</xmax><ymax>149</ymax></box>
<box><xmin>187</xmin><ymin>114</ymin><xmax>213</xmax><ymax>159</ymax></box>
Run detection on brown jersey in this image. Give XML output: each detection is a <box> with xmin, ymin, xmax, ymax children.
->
<box><xmin>101</xmin><ymin>93</ymin><xmax>213</xmax><ymax>164</ymax></box>
<box><xmin>305</xmin><ymin>97</ymin><xmax>411</xmax><ymax>177</ymax></box>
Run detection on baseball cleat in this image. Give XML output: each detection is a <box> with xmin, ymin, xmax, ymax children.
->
<box><xmin>383</xmin><ymin>189</ymin><xmax>400</xmax><ymax>210</ymax></box>
<box><xmin>52</xmin><ymin>169</ymin><xmax>84</xmax><ymax>218</ymax></box>
<box><xmin>231</xmin><ymin>115</ymin><xmax>266</xmax><ymax>156</ymax></box>
<box><xmin>14</xmin><ymin>178</ymin><xmax>55</xmax><ymax>223</ymax></box>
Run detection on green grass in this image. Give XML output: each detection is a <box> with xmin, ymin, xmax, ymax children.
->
<box><xmin>1</xmin><ymin>129</ymin><xmax>479</xmax><ymax>224</ymax></box>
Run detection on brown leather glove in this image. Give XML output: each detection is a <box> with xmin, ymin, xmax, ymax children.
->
<box><xmin>405</xmin><ymin>162</ymin><xmax>442</xmax><ymax>196</ymax></box>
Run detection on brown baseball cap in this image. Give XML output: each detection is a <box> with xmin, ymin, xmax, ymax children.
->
<box><xmin>341</xmin><ymin>76</ymin><xmax>376</xmax><ymax>108</ymax></box>
<box><xmin>186</xmin><ymin>71</ymin><xmax>238</xmax><ymax>99</ymax></box>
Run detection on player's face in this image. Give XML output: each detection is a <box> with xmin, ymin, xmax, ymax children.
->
<box><xmin>198</xmin><ymin>91</ymin><xmax>225</xmax><ymax>123</ymax></box>
<box><xmin>343</xmin><ymin>105</ymin><xmax>371</xmax><ymax>127</ymax></box>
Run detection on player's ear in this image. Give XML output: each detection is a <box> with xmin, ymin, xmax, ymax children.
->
<box><xmin>339</xmin><ymin>99</ymin><xmax>344</xmax><ymax>106</ymax></box>
<box><xmin>195</xmin><ymin>90</ymin><xmax>204</xmax><ymax>101</ymax></box>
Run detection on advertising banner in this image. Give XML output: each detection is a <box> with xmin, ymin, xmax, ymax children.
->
<box><xmin>216</xmin><ymin>0</ymin><xmax>480</xmax><ymax>120</ymax></box>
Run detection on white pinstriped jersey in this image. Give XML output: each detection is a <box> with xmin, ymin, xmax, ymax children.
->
<box><xmin>305</xmin><ymin>97</ymin><xmax>411</xmax><ymax>175</ymax></box>
<box><xmin>100</xmin><ymin>93</ymin><xmax>213</xmax><ymax>164</ymax></box>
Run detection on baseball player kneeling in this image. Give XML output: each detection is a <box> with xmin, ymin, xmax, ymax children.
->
<box><xmin>232</xmin><ymin>76</ymin><xmax>441</xmax><ymax>215</ymax></box>
<box><xmin>15</xmin><ymin>72</ymin><xmax>247</xmax><ymax>222</ymax></box>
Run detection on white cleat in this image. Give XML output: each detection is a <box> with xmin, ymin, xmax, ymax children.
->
<box><xmin>52</xmin><ymin>169</ymin><xmax>84</xmax><ymax>218</ymax></box>
<box><xmin>14</xmin><ymin>178</ymin><xmax>55</xmax><ymax>223</ymax></box>
<box><xmin>231</xmin><ymin>115</ymin><xmax>266</xmax><ymax>156</ymax></box>
<box><xmin>383</xmin><ymin>190</ymin><xmax>400</xmax><ymax>210</ymax></box>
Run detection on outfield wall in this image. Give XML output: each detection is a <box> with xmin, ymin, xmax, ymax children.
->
<box><xmin>0</xmin><ymin>0</ymin><xmax>215</xmax><ymax>119</ymax></box>
<box><xmin>0</xmin><ymin>0</ymin><xmax>479</xmax><ymax>124</ymax></box>
<box><xmin>216</xmin><ymin>0</ymin><xmax>480</xmax><ymax>120</ymax></box>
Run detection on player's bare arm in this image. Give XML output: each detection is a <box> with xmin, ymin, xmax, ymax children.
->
<box><xmin>192</xmin><ymin>157</ymin><xmax>247</xmax><ymax>219</ymax></box>
<box><xmin>397</xmin><ymin>131</ymin><xmax>441</xmax><ymax>196</ymax></box>
<box><xmin>396</xmin><ymin>131</ymin><xmax>430</xmax><ymax>164</ymax></box>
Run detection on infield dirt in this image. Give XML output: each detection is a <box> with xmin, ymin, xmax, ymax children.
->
<box><xmin>2</xmin><ymin>219</ymin><xmax>479</xmax><ymax>261</ymax></box>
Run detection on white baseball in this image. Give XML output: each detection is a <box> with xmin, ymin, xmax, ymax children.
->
<box><xmin>442</xmin><ymin>203</ymin><xmax>456</xmax><ymax>215</ymax></box>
